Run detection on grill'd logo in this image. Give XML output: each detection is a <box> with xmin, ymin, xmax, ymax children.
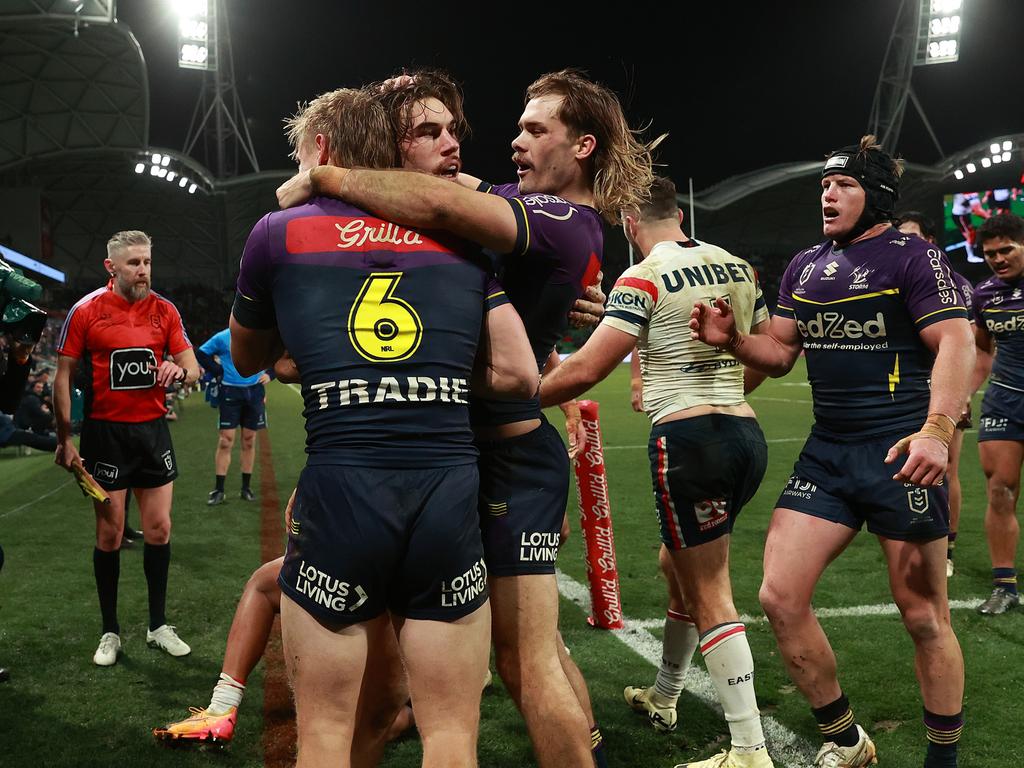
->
<box><xmin>109</xmin><ymin>348</ymin><xmax>157</xmax><ymax>390</ymax></box>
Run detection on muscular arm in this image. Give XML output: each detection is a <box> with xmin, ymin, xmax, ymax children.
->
<box><xmin>690</xmin><ymin>299</ymin><xmax>802</xmax><ymax>378</ymax></box>
<box><xmin>969</xmin><ymin>323</ymin><xmax>994</xmax><ymax>396</ymax></box>
<box><xmin>310</xmin><ymin>166</ymin><xmax>519</xmax><ymax>254</ymax></box>
<box><xmin>544</xmin><ymin>349</ymin><xmax>586</xmax><ymax>460</ymax></box>
<box><xmin>229</xmin><ymin>316</ymin><xmax>285</xmax><ymax>378</ymax></box>
<box><xmin>472</xmin><ymin>304</ymin><xmax>538</xmax><ymax>400</ymax></box>
<box><xmin>741</xmin><ymin>318</ymin><xmax>772</xmax><ymax>394</ymax></box>
<box><xmin>539</xmin><ymin>324</ymin><xmax>636</xmax><ymax>408</ymax></box>
<box><xmin>53</xmin><ymin>354</ymin><xmax>79</xmax><ymax>469</ymax></box>
<box><xmin>169</xmin><ymin>348</ymin><xmax>201</xmax><ymax>386</ymax></box>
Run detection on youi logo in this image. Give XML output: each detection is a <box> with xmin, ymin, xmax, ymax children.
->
<box><xmin>109</xmin><ymin>348</ymin><xmax>157</xmax><ymax>390</ymax></box>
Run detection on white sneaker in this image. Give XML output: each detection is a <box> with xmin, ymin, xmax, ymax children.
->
<box><xmin>814</xmin><ymin>724</ymin><xmax>878</xmax><ymax>767</ymax></box>
<box><xmin>623</xmin><ymin>684</ymin><xmax>677</xmax><ymax>732</ymax></box>
<box><xmin>93</xmin><ymin>632</ymin><xmax>121</xmax><ymax>666</ymax></box>
<box><xmin>147</xmin><ymin>624</ymin><xmax>191</xmax><ymax>657</ymax></box>
<box><xmin>674</xmin><ymin>747</ymin><xmax>774</xmax><ymax>768</ymax></box>
<box><xmin>946</xmin><ymin>558</ymin><xmax>954</xmax><ymax>578</ymax></box>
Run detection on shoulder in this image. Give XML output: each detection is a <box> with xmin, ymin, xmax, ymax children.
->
<box><xmin>66</xmin><ymin>286</ymin><xmax>108</xmax><ymax>319</ymax></box>
<box><xmin>150</xmin><ymin>291</ymin><xmax>182</xmax><ymax>316</ymax></box>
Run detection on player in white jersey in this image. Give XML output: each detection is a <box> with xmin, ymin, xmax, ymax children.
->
<box><xmin>541</xmin><ymin>177</ymin><xmax>774</xmax><ymax>768</ymax></box>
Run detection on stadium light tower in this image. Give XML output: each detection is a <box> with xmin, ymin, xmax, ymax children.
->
<box><xmin>867</xmin><ymin>0</ymin><xmax>964</xmax><ymax>157</ymax></box>
<box><xmin>176</xmin><ymin>0</ymin><xmax>259</xmax><ymax>178</ymax></box>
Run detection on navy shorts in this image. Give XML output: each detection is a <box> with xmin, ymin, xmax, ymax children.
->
<box><xmin>476</xmin><ymin>417</ymin><xmax>569</xmax><ymax>576</ymax></box>
<box><xmin>278</xmin><ymin>463</ymin><xmax>487</xmax><ymax>624</ymax></box>
<box><xmin>80</xmin><ymin>417</ymin><xmax>178</xmax><ymax>490</ymax></box>
<box><xmin>218</xmin><ymin>384</ymin><xmax>267</xmax><ymax>431</ymax></box>
<box><xmin>978</xmin><ymin>384</ymin><xmax>1024</xmax><ymax>442</ymax></box>
<box><xmin>649</xmin><ymin>415</ymin><xmax>767</xmax><ymax>550</ymax></box>
<box><xmin>776</xmin><ymin>431</ymin><xmax>949</xmax><ymax>541</ymax></box>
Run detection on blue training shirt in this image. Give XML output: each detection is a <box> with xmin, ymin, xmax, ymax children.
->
<box><xmin>199</xmin><ymin>328</ymin><xmax>266</xmax><ymax>387</ymax></box>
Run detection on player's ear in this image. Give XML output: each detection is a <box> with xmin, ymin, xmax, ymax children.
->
<box><xmin>677</xmin><ymin>208</ymin><xmax>684</xmax><ymax>226</ymax></box>
<box><xmin>103</xmin><ymin>257</ymin><xmax>115</xmax><ymax>276</ymax></box>
<box><xmin>574</xmin><ymin>133</ymin><xmax>597</xmax><ymax>161</ymax></box>
<box><xmin>315</xmin><ymin>134</ymin><xmax>330</xmax><ymax>166</ymax></box>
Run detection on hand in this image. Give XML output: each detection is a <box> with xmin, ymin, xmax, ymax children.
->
<box><xmin>257</xmin><ymin>372</ymin><xmax>271</xmax><ymax>386</ymax></box>
<box><xmin>151</xmin><ymin>360</ymin><xmax>185</xmax><ymax>387</ymax></box>
<box><xmin>564</xmin><ymin>409</ymin><xmax>587</xmax><ymax>461</ymax></box>
<box><xmin>274</xmin><ymin>351</ymin><xmax>300</xmax><ymax>384</ymax></box>
<box><xmin>568</xmin><ymin>271</ymin><xmax>605</xmax><ymax>328</ymax></box>
<box><xmin>276</xmin><ymin>169</ymin><xmax>314</xmax><ymax>209</ymax></box>
<box><xmin>558</xmin><ymin>511</ymin><xmax>571</xmax><ymax>548</ymax></box>
<box><xmin>379</xmin><ymin>74</ymin><xmax>415</xmax><ymax>92</ymax></box>
<box><xmin>689</xmin><ymin>298</ymin><xmax>738</xmax><ymax>349</ymax></box>
<box><xmin>630</xmin><ymin>380</ymin><xmax>643</xmax><ymax>412</ymax></box>
<box><xmin>284</xmin><ymin>487</ymin><xmax>297</xmax><ymax>533</ymax></box>
<box><xmin>54</xmin><ymin>438</ymin><xmax>81</xmax><ymax>471</ymax></box>
<box><xmin>885</xmin><ymin>435</ymin><xmax>948</xmax><ymax>486</ymax></box>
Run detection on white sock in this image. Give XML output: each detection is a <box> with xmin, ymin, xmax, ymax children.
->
<box><xmin>700</xmin><ymin>622</ymin><xmax>765</xmax><ymax>749</ymax></box>
<box><xmin>208</xmin><ymin>672</ymin><xmax>246</xmax><ymax>715</ymax></box>
<box><xmin>653</xmin><ymin>609</ymin><xmax>699</xmax><ymax>704</ymax></box>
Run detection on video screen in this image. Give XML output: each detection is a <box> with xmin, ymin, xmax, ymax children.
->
<box><xmin>943</xmin><ymin>188</ymin><xmax>1024</xmax><ymax>264</ymax></box>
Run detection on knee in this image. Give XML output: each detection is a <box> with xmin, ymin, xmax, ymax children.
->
<box><xmin>987</xmin><ymin>477</ymin><xmax>1019</xmax><ymax>506</ymax></box>
<box><xmin>242</xmin><ymin>434</ymin><xmax>256</xmax><ymax>451</ymax></box>
<box><xmin>759</xmin><ymin>579</ymin><xmax>805</xmax><ymax>624</ymax></box>
<box><xmin>217</xmin><ymin>434</ymin><xmax>235</xmax><ymax>451</ymax></box>
<box><xmin>494</xmin><ymin>645</ymin><xmax>523</xmax><ymax>696</ymax></box>
<box><xmin>146</xmin><ymin>519</ymin><xmax>171</xmax><ymax>544</ymax></box>
<box><xmin>96</xmin><ymin>530</ymin><xmax>121</xmax><ymax>551</ymax></box>
<box><xmin>898</xmin><ymin>602</ymin><xmax>945</xmax><ymax>645</ymax></box>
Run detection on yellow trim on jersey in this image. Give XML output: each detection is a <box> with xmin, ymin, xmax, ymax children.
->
<box><xmin>915</xmin><ymin>305</ymin><xmax>968</xmax><ymax>324</ymax></box>
<box><xmin>509</xmin><ymin>196</ymin><xmax>531</xmax><ymax>255</ymax></box>
<box><xmin>790</xmin><ymin>289</ymin><xmax>900</xmax><ymax>306</ymax></box>
<box><xmin>980</xmin><ymin>307</ymin><xmax>1024</xmax><ymax>313</ymax></box>
<box><xmin>486</xmin><ymin>290</ymin><xmax>507</xmax><ymax>301</ymax></box>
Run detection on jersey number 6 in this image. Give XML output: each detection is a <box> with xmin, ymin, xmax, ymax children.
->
<box><xmin>348</xmin><ymin>272</ymin><xmax>423</xmax><ymax>362</ymax></box>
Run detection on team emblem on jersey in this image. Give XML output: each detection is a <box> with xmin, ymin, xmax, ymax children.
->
<box><xmin>849</xmin><ymin>265</ymin><xmax>874</xmax><ymax>289</ymax></box>
<box><xmin>162</xmin><ymin>450</ymin><xmax>174</xmax><ymax>472</ymax></box>
<box><xmin>109</xmin><ymin>347</ymin><xmax>157</xmax><ymax>390</ymax></box>
<box><xmin>694</xmin><ymin>498</ymin><xmax>728</xmax><ymax>532</ymax></box>
<box><xmin>799</xmin><ymin>264</ymin><xmax>816</xmax><ymax>285</ymax></box>
<box><xmin>906</xmin><ymin>486</ymin><xmax>929</xmax><ymax>515</ymax></box>
<box><xmin>150</xmin><ymin>314</ymin><xmax>162</xmax><ymax>329</ymax></box>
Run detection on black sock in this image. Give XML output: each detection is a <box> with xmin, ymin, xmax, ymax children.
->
<box><xmin>143</xmin><ymin>542</ymin><xmax>171</xmax><ymax>631</ymax></box>
<box><xmin>993</xmin><ymin>567</ymin><xmax>1017</xmax><ymax>595</ymax></box>
<box><xmin>590</xmin><ymin>725</ymin><xmax>608</xmax><ymax>768</ymax></box>
<box><xmin>93</xmin><ymin>548</ymin><xmax>120</xmax><ymax>635</ymax></box>
<box><xmin>812</xmin><ymin>693</ymin><xmax>861</xmax><ymax>748</ymax></box>
<box><xmin>214</xmin><ymin>474</ymin><xmax>225</xmax><ymax>492</ymax></box>
<box><xmin>241</xmin><ymin>472</ymin><xmax>252</xmax><ymax>491</ymax></box>
<box><xmin>924</xmin><ymin>708</ymin><xmax>962</xmax><ymax>767</ymax></box>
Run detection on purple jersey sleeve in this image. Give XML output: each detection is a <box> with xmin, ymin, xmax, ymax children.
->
<box><xmin>485</xmin><ymin>276</ymin><xmax>510</xmax><ymax>311</ymax></box>
<box><xmin>232</xmin><ymin>214</ymin><xmax>277</xmax><ymax>329</ymax></box>
<box><xmin>899</xmin><ymin>243</ymin><xmax>968</xmax><ymax>329</ymax></box>
<box><xmin>774</xmin><ymin>249</ymin><xmax>813</xmax><ymax>319</ymax></box>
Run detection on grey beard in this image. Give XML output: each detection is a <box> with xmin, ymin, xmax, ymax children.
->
<box><xmin>120</xmin><ymin>279</ymin><xmax>150</xmax><ymax>302</ymax></box>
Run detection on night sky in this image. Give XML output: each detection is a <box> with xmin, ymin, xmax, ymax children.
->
<box><xmin>116</xmin><ymin>0</ymin><xmax>1024</xmax><ymax>190</ymax></box>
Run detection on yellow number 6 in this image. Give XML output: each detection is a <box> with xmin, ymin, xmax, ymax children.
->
<box><xmin>348</xmin><ymin>272</ymin><xmax>423</xmax><ymax>362</ymax></box>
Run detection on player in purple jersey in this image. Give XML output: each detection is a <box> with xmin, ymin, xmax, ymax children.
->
<box><xmin>968</xmin><ymin>213</ymin><xmax>1024</xmax><ymax>615</ymax></box>
<box><xmin>230</xmin><ymin>87</ymin><xmax>537</xmax><ymax>768</ymax></box>
<box><xmin>896</xmin><ymin>211</ymin><xmax>974</xmax><ymax>578</ymax></box>
<box><xmin>692</xmin><ymin>136</ymin><xmax>973</xmax><ymax>768</ymax></box>
<box><xmin>278</xmin><ymin>69</ymin><xmax>654</xmax><ymax>768</ymax></box>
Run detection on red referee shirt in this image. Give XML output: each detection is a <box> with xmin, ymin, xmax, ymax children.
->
<box><xmin>57</xmin><ymin>281</ymin><xmax>192</xmax><ymax>423</ymax></box>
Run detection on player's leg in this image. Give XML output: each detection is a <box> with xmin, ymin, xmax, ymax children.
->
<box><xmin>351</xmin><ymin>617</ymin><xmax>410</xmax><ymax>768</ymax></box>
<box><xmin>945</xmin><ymin>428</ymin><xmax>965</xmax><ymax>576</ymax></box>
<box><xmin>491</xmin><ymin>574</ymin><xmax>594</xmax><ymax>767</ymax></box>
<box><xmin>282</xmin><ymin>594</ymin><xmax>380</xmax><ymax>768</ymax></box>
<box><xmin>978</xmin><ymin>439</ymin><xmax>1023</xmax><ymax>613</ymax></box>
<box><xmin>136</xmin><ymin>481</ymin><xmax>190</xmax><ymax>655</ymax></box>
<box><xmin>238</xmin><ymin>427</ymin><xmax>257</xmax><ymax>500</ymax></box>
<box><xmin>238</xmin><ymin>386</ymin><xmax>266</xmax><ymax>501</ymax></box>
<box><xmin>556</xmin><ymin>633</ymin><xmax>608</xmax><ymax>766</ymax></box>
<box><xmin>624</xmin><ymin>543</ymin><xmax>698</xmax><ymax>732</ymax></box>
<box><xmin>880</xmin><ymin>535</ymin><xmax>964</xmax><ymax>766</ymax></box>
<box><xmin>398</xmin><ymin>603</ymin><xmax>491</xmax><ymax>768</ymax></box>
<box><xmin>93</xmin><ymin>488</ymin><xmax>128</xmax><ymax>665</ymax></box>
<box><xmin>210</xmin><ymin>427</ymin><xmax>236</xmax><ymax>505</ymax></box>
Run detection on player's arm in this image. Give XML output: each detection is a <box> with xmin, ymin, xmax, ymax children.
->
<box><xmin>53</xmin><ymin>353</ymin><xmax>80</xmax><ymax>470</ymax></box>
<box><xmin>229</xmin><ymin>316</ymin><xmax>284</xmax><ymax>379</ymax></box>
<box><xmin>629</xmin><ymin>346</ymin><xmax>643</xmax><ymax>412</ymax></box>
<box><xmin>307</xmin><ymin>166</ymin><xmax>519</xmax><ymax>254</ymax></box>
<box><xmin>742</xmin><ymin>319</ymin><xmax>772</xmax><ymax>394</ymax></box>
<box><xmin>164</xmin><ymin>347</ymin><xmax>200</xmax><ymax>387</ymax></box>
<box><xmin>472</xmin><ymin>304</ymin><xmax>538</xmax><ymax>400</ymax></box>
<box><xmin>543</xmin><ymin>349</ymin><xmax>586</xmax><ymax>461</ymax></box>
<box><xmin>690</xmin><ymin>302</ymin><xmax>802</xmax><ymax>378</ymax></box>
<box><xmin>885</xmin><ymin>317</ymin><xmax>975</xmax><ymax>486</ymax></box>
<box><xmin>969</xmin><ymin>322</ymin><xmax>994</xmax><ymax>396</ymax></box>
<box><xmin>569</xmin><ymin>272</ymin><xmax>606</xmax><ymax>329</ymax></box>
<box><xmin>540</xmin><ymin>324</ymin><xmax>636</xmax><ymax>408</ymax></box>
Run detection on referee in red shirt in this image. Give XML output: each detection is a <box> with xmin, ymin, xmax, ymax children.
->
<box><xmin>54</xmin><ymin>230</ymin><xmax>200</xmax><ymax>667</ymax></box>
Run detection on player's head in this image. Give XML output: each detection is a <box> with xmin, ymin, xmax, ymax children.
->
<box><xmin>105</xmin><ymin>230</ymin><xmax>152</xmax><ymax>303</ymax></box>
<box><xmin>285</xmin><ymin>88</ymin><xmax>396</xmax><ymax>172</ymax></box>
<box><xmin>516</xmin><ymin>69</ymin><xmax>656</xmax><ymax>223</ymax></box>
<box><xmin>977</xmin><ymin>213</ymin><xmax>1024</xmax><ymax>281</ymax></box>
<box><xmin>372</xmin><ymin>69</ymin><xmax>467</xmax><ymax>177</ymax></box>
<box><xmin>894</xmin><ymin>210</ymin><xmax>936</xmax><ymax>243</ymax></box>
<box><xmin>821</xmin><ymin>134</ymin><xmax>904</xmax><ymax>244</ymax></box>
<box><xmin>621</xmin><ymin>176</ymin><xmax>681</xmax><ymax>252</ymax></box>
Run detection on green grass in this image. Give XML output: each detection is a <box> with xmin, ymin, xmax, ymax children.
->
<box><xmin>0</xmin><ymin>364</ymin><xmax>1020</xmax><ymax>767</ymax></box>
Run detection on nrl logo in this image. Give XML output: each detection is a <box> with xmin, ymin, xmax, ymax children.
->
<box><xmin>799</xmin><ymin>263</ymin><xmax>816</xmax><ymax>285</ymax></box>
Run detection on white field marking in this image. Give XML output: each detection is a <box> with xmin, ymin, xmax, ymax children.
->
<box><xmin>748</xmin><ymin>396</ymin><xmax>810</xmax><ymax>405</ymax></box>
<box><xmin>556</xmin><ymin>569</ymin><xmax>815</xmax><ymax>767</ymax></box>
<box><xmin>632</xmin><ymin>599</ymin><xmax>986</xmax><ymax>630</ymax></box>
<box><xmin>779</xmin><ymin>382</ymin><xmax>810</xmax><ymax>387</ymax></box>
<box><xmin>603</xmin><ymin>437</ymin><xmax>804</xmax><ymax>451</ymax></box>
<box><xmin>0</xmin><ymin>478</ymin><xmax>73</xmax><ymax>520</ymax></box>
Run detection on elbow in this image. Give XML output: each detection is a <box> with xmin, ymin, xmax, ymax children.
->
<box><xmin>234</xmin><ymin>358</ymin><xmax>260</xmax><ymax>378</ymax></box>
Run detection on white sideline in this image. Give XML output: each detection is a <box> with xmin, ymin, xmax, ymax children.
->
<box><xmin>0</xmin><ymin>478</ymin><xmax>72</xmax><ymax>520</ymax></box>
<box><xmin>556</xmin><ymin>569</ymin><xmax>816</xmax><ymax>767</ymax></box>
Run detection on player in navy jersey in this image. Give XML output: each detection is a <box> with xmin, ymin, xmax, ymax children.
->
<box><xmin>230</xmin><ymin>87</ymin><xmax>536</xmax><ymax>768</ymax></box>
<box><xmin>896</xmin><ymin>211</ymin><xmax>975</xmax><ymax>578</ymax></box>
<box><xmin>968</xmin><ymin>213</ymin><xmax>1024</xmax><ymax>615</ymax></box>
<box><xmin>277</xmin><ymin>69</ymin><xmax>655</xmax><ymax>768</ymax></box>
<box><xmin>692</xmin><ymin>136</ymin><xmax>973</xmax><ymax>768</ymax></box>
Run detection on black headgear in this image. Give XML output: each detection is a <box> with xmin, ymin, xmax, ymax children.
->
<box><xmin>822</xmin><ymin>140</ymin><xmax>900</xmax><ymax>243</ymax></box>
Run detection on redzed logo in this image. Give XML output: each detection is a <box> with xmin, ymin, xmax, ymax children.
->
<box><xmin>285</xmin><ymin>216</ymin><xmax>452</xmax><ymax>255</ymax></box>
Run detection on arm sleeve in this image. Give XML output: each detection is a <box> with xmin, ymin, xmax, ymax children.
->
<box><xmin>902</xmin><ymin>246</ymin><xmax>969</xmax><ymax>330</ymax></box>
<box><xmin>165</xmin><ymin>302</ymin><xmax>192</xmax><ymax>355</ymax></box>
<box><xmin>56</xmin><ymin>306</ymin><xmax>86</xmax><ymax>360</ymax></box>
<box><xmin>484</xmin><ymin>276</ymin><xmax>510</xmax><ymax>312</ymax></box>
<box><xmin>601</xmin><ymin>265</ymin><xmax>656</xmax><ymax>338</ymax></box>
<box><xmin>773</xmin><ymin>256</ymin><xmax>801</xmax><ymax>320</ymax></box>
<box><xmin>232</xmin><ymin>214</ymin><xmax>278</xmax><ymax>330</ymax></box>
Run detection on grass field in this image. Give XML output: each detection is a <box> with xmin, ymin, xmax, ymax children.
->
<box><xmin>0</xmin><ymin>361</ymin><xmax>1021</xmax><ymax>767</ymax></box>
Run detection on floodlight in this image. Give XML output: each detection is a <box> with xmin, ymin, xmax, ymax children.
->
<box><xmin>1003</xmin><ymin>151</ymin><xmax>1011</xmax><ymax>162</ymax></box>
<box><xmin>167</xmin><ymin>172</ymin><xmax>176</xmax><ymax>182</ymax></box>
<box><xmin>179</xmin><ymin>177</ymin><xmax>188</xmax><ymax>188</ymax></box>
<box><xmin>172</xmin><ymin>0</ymin><xmax>208</xmax><ymax>16</ymax></box>
<box><xmin>151</xmin><ymin>153</ymin><xmax>160</xmax><ymax>164</ymax></box>
<box><xmin>953</xmin><ymin>170</ymin><xmax>964</xmax><ymax>180</ymax></box>
<box><xmin>981</xmin><ymin>158</ymin><xmax>992</xmax><ymax>168</ymax></box>
<box><xmin>160</xmin><ymin>155</ymin><xmax>170</xmax><ymax>166</ymax></box>
<box><xmin>188</xmin><ymin>183</ymin><xmax>198</xmax><ymax>194</ymax></box>
<box><xmin>134</xmin><ymin>163</ymin><xmax>145</xmax><ymax>174</ymax></box>
<box><xmin>1003</xmin><ymin>140</ymin><xmax>1013</xmax><ymax>151</ymax></box>
<box><xmin>150</xmin><ymin>165</ymin><xmax>160</xmax><ymax>176</ymax></box>
<box><xmin>966</xmin><ymin>163</ymin><xmax>976</xmax><ymax>173</ymax></box>
<box><xmin>992</xmin><ymin>155</ymin><xmax>1002</xmax><ymax>165</ymax></box>
<box><xmin>991</xmin><ymin>143</ymin><xmax>1001</xmax><ymax>154</ymax></box>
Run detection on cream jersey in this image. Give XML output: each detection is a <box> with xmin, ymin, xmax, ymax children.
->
<box><xmin>602</xmin><ymin>239</ymin><xmax>769</xmax><ymax>423</ymax></box>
